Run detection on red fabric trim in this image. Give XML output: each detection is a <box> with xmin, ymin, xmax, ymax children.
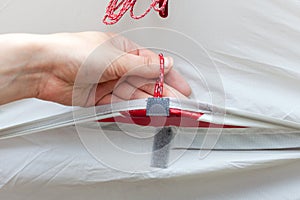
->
<box><xmin>99</xmin><ymin>108</ymin><xmax>245</xmax><ymax>128</ymax></box>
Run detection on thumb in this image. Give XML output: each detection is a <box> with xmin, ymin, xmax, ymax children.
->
<box><xmin>109</xmin><ymin>53</ymin><xmax>174</xmax><ymax>80</ymax></box>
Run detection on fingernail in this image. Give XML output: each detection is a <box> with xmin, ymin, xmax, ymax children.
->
<box><xmin>164</xmin><ymin>57</ymin><xmax>173</xmax><ymax>69</ymax></box>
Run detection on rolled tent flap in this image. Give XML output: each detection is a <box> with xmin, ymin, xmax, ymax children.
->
<box><xmin>1</xmin><ymin>98</ymin><xmax>299</xmax><ymax>141</ymax></box>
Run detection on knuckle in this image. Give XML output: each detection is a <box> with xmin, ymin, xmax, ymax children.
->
<box><xmin>143</xmin><ymin>56</ymin><xmax>152</xmax><ymax>67</ymax></box>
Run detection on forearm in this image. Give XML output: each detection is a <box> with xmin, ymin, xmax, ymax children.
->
<box><xmin>0</xmin><ymin>34</ymin><xmax>48</xmax><ymax>105</ymax></box>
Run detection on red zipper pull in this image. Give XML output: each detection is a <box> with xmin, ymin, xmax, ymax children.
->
<box><xmin>159</xmin><ymin>0</ymin><xmax>168</xmax><ymax>18</ymax></box>
<box><xmin>153</xmin><ymin>53</ymin><xmax>165</xmax><ymax>98</ymax></box>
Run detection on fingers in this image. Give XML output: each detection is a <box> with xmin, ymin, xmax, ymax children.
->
<box><xmin>105</xmin><ymin>33</ymin><xmax>174</xmax><ymax>79</ymax></box>
<box><xmin>113</xmin><ymin>80</ymin><xmax>152</xmax><ymax>100</ymax></box>
<box><xmin>96</xmin><ymin>94</ymin><xmax>123</xmax><ymax>105</ymax></box>
<box><xmin>94</xmin><ymin>79</ymin><xmax>152</xmax><ymax>105</ymax></box>
<box><xmin>94</xmin><ymin>80</ymin><xmax>119</xmax><ymax>101</ymax></box>
<box><xmin>106</xmin><ymin>33</ymin><xmax>158</xmax><ymax>57</ymax></box>
<box><xmin>106</xmin><ymin>33</ymin><xmax>141</xmax><ymax>55</ymax></box>
<box><xmin>126</xmin><ymin>76</ymin><xmax>188</xmax><ymax>99</ymax></box>
<box><xmin>164</xmin><ymin>70</ymin><xmax>192</xmax><ymax>96</ymax></box>
<box><xmin>112</xmin><ymin>53</ymin><xmax>174</xmax><ymax>79</ymax></box>
<box><xmin>85</xmin><ymin>32</ymin><xmax>191</xmax><ymax>104</ymax></box>
<box><xmin>93</xmin><ymin>75</ymin><xmax>189</xmax><ymax>106</ymax></box>
<box><xmin>82</xmin><ymin>80</ymin><xmax>118</xmax><ymax>106</ymax></box>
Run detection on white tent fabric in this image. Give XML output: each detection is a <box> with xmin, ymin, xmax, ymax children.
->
<box><xmin>1</xmin><ymin>0</ymin><xmax>300</xmax><ymax>199</ymax></box>
<box><xmin>2</xmin><ymin>125</ymin><xmax>300</xmax><ymax>200</ymax></box>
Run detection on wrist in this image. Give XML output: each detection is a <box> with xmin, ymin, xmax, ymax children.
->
<box><xmin>0</xmin><ymin>34</ymin><xmax>49</xmax><ymax>104</ymax></box>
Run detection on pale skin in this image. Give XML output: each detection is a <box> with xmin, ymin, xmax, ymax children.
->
<box><xmin>0</xmin><ymin>32</ymin><xmax>191</xmax><ymax>106</ymax></box>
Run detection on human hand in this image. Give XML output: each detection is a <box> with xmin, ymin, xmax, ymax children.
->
<box><xmin>34</xmin><ymin>32</ymin><xmax>191</xmax><ymax>106</ymax></box>
<box><xmin>0</xmin><ymin>32</ymin><xmax>191</xmax><ymax>106</ymax></box>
